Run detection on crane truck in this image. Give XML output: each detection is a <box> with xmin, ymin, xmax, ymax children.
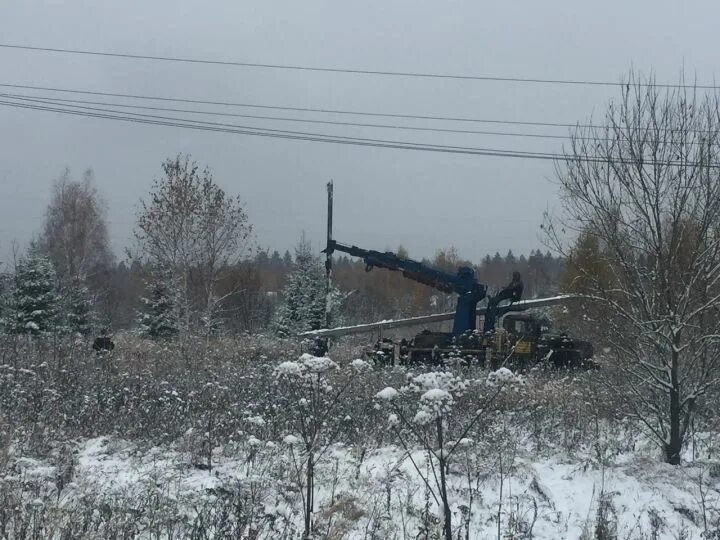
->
<box><xmin>322</xmin><ymin>239</ymin><xmax>594</xmax><ymax>368</ymax></box>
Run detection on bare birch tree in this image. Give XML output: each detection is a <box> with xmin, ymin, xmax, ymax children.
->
<box><xmin>133</xmin><ymin>154</ymin><xmax>253</xmax><ymax>333</ymax></box>
<box><xmin>38</xmin><ymin>168</ymin><xmax>113</xmax><ymax>284</ymax></box>
<box><xmin>546</xmin><ymin>72</ymin><xmax>720</xmax><ymax>464</ymax></box>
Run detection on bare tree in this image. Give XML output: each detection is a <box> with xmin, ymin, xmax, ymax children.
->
<box><xmin>38</xmin><ymin>168</ymin><xmax>113</xmax><ymax>284</ymax></box>
<box><xmin>133</xmin><ymin>154</ymin><xmax>254</xmax><ymax>333</ymax></box>
<box><xmin>546</xmin><ymin>71</ymin><xmax>720</xmax><ymax>464</ymax></box>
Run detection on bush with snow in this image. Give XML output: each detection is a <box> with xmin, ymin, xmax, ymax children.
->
<box><xmin>299</xmin><ymin>353</ymin><xmax>338</xmax><ymax>374</ymax></box>
<box><xmin>274</xmin><ymin>360</ymin><xmax>304</xmax><ymax>378</ymax></box>
<box><xmin>273</xmin><ymin>354</ymin><xmax>340</xmax><ymax>382</ymax></box>
<box><xmin>271</xmin><ymin>351</ymin><xmax>375</xmax><ymax>538</ymax></box>
<box><xmin>403</xmin><ymin>371</ymin><xmax>471</xmax><ymax>396</ymax></box>
<box><xmin>419</xmin><ymin>387</ymin><xmax>454</xmax><ymax>416</ymax></box>
<box><xmin>376</xmin><ymin>387</ymin><xmax>399</xmax><ymax>401</ymax></box>
<box><xmin>486</xmin><ymin>367</ymin><xmax>523</xmax><ymax>388</ymax></box>
<box><xmin>283</xmin><ymin>434</ymin><xmax>301</xmax><ymax>446</ymax></box>
<box><xmin>372</xmin><ymin>366</ymin><xmax>529</xmax><ymax>539</ymax></box>
<box><xmin>350</xmin><ymin>358</ymin><xmax>372</xmax><ymax>373</ymax></box>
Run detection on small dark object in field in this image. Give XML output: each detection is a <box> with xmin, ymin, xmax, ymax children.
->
<box><xmin>311</xmin><ymin>336</ymin><xmax>329</xmax><ymax>357</ymax></box>
<box><xmin>93</xmin><ymin>337</ymin><xmax>115</xmax><ymax>353</ymax></box>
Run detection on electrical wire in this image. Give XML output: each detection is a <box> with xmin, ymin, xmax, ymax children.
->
<box><xmin>2</xmin><ymin>96</ymin><xmax>719</xmax><ymax>168</ymax></box>
<box><xmin>0</xmin><ymin>82</ymin><xmax>589</xmax><ymax>128</ymax></box>
<box><xmin>3</xmin><ymin>82</ymin><xmax>718</xmax><ymax>137</ymax></box>
<box><xmin>0</xmin><ymin>96</ymin><xmax>563</xmax><ymax>157</ymax></box>
<box><xmin>0</xmin><ymin>92</ymin><xmax>580</xmax><ymax>141</ymax></box>
<box><xmin>0</xmin><ymin>43</ymin><xmax>715</xmax><ymax>89</ymax></box>
<box><xmin>4</xmin><ymin>92</ymin><xmax>715</xmax><ymax>145</ymax></box>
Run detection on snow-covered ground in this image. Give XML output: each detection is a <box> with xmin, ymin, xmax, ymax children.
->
<box><xmin>4</xmin><ymin>434</ymin><xmax>718</xmax><ymax>539</ymax></box>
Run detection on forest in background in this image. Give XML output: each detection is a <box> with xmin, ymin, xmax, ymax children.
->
<box><xmin>0</xmin><ymin>157</ymin><xmax>565</xmax><ymax>338</ymax></box>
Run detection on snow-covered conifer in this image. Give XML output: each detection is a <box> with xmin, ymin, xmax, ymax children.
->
<box><xmin>137</xmin><ymin>270</ymin><xmax>179</xmax><ymax>339</ymax></box>
<box><xmin>62</xmin><ymin>279</ymin><xmax>95</xmax><ymax>335</ymax></box>
<box><xmin>11</xmin><ymin>253</ymin><xmax>59</xmax><ymax>335</ymax></box>
<box><xmin>0</xmin><ymin>271</ymin><xmax>13</xmax><ymax>334</ymax></box>
<box><xmin>271</xmin><ymin>235</ymin><xmax>342</xmax><ymax>336</ymax></box>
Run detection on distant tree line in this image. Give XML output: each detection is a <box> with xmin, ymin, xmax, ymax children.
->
<box><xmin>0</xmin><ymin>153</ymin><xmax>565</xmax><ymax>339</ymax></box>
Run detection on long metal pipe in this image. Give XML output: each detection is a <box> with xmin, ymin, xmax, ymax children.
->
<box><xmin>300</xmin><ymin>294</ymin><xmax>579</xmax><ymax>338</ymax></box>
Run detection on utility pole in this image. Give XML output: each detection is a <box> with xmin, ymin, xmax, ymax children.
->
<box><xmin>325</xmin><ymin>180</ymin><xmax>334</xmax><ymax>330</ymax></box>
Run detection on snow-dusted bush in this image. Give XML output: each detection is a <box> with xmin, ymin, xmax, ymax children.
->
<box><xmin>272</xmin><ymin>351</ymin><xmax>373</xmax><ymax>537</ymax></box>
<box><xmin>373</xmin><ymin>366</ymin><xmax>527</xmax><ymax>540</ymax></box>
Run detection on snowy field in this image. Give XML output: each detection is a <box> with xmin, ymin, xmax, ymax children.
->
<box><xmin>1</xmin><ymin>336</ymin><xmax>720</xmax><ymax>539</ymax></box>
<box><xmin>4</xmin><ymin>433</ymin><xmax>719</xmax><ymax>539</ymax></box>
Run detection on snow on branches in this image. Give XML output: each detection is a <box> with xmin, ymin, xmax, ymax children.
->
<box><xmin>375</xmin><ymin>387</ymin><xmax>399</xmax><ymax>401</ymax></box>
<box><xmin>273</xmin><ymin>353</ymin><xmax>339</xmax><ymax>381</ymax></box>
<box><xmin>486</xmin><ymin>367</ymin><xmax>524</xmax><ymax>388</ymax></box>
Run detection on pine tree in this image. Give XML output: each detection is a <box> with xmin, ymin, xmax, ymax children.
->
<box><xmin>63</xmin><ymin>280</ymin><xmax>95</xmax><ymax>336</ymax></box>
<box><xmin>272</xmin><ymin>237</ymin><xmax>342</xmax><ymax>337</ymax></box>
<box><xmin>0</xmin><ymin>272</ymin><xmax>13</xmax><ymax>334</ymax></box>
<box><xmin>138</xmin><ymin>271</ymin><xmax>179</xmax><ymax>339</ymax></box>
<box><xmin>12</xmin><ymin>253</ymin><xmax>59</xmax><ymax>335</ymax></box>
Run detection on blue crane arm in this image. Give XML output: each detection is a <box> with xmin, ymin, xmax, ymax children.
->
<box><xmin>327</xmin><ymin>240</ymin><xmax>481</xmax><ymax>295</ymax></box>
<box><xmin>325</xmin><ymin>239</ymin><xmax>487</xmax><ymax>334</ymax></box>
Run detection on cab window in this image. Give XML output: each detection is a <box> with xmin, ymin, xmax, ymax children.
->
<box><xmin>503</xmin><ymin>318</ymin><xmax>530</xmax><ymax>334</ymax></box>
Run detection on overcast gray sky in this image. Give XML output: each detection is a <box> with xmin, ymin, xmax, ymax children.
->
<box><xmin>0</xmin><ymin>0</ymin><xmax>717</xmax><ymax>265</ymax></box>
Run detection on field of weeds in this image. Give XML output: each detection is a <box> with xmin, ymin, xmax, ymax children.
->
<box><xmin>1</xmin><ymin>334</ymin><xmax>719</xmax><ymax>539</ymax></box>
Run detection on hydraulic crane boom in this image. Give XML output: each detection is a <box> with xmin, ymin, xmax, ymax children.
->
<box><xmin>325</xmin><ymin>239</ymin><xmax>488</xmax><ymax>335</ymax></box>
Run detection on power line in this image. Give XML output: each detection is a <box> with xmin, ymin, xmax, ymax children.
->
<box><xmin>0</xmin><ymin>92</ymin><xmax>579</xmax><ymax>141</ymax></box>
<box><xmin>2</xmin><ymin>96</ymin><xmax>719</xmax><ymax>168</ymax></box>
<box><xmin>0</xmin><ymin>97</ymin><xmax>562</xmax><ymax>157</ymax></box>
<box><xmin>0</xmin><ymin>43</ymin><xmax>716</xmax><ymax>89</ymax></box>
<box><xmin>0</xmin><ymin>82</ymin><xmax>587</xmax><ymax>128</ymax></box>
<box><xmin>4</xmin><ymin>82</ymin><xmax>718</xmax><ymax>138</ymax></box>
<box><xmin>5</xmin><ymin>91</ymin><xmax>716</xmax><ymax>144</ymax></box>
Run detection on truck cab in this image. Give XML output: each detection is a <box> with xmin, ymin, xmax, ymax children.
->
<box><xmin>497</xmin><ymin>312</ymin><xmax>595</xmax><ymax>369</ymax></box>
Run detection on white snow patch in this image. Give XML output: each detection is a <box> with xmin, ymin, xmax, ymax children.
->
<box><xmin>245</xmin><ymin>415</ymin><xmax>266</xmax><ymax>426</ymax></box>
<box><xmin>350</xmin><ymin>358</ymin><xmax>372</xmax><ymax>372</ymax></box>
<box><xmin>247</xmin><ymin>436</ymin><xmax>263</xmax><ymax>447</ymax></box>
<box><xmin>274</xmin><ymin>361</ymin><xmax>302</xmax><ymax>378</ymax></box>
<box><xmin>300</xmin><ymin>353</ymin><xmax>338</xmax><ymax>373</ymax></box>
<box><xmin>420</xmin><ymin>388</ymin><xmax>452</xmax><ymax>402</ymax></box>
<box><xmin>487</xmin><ymin>366</ymin><xmax>522</xmax><ymax>386</ymax></box>
<box><xmin>376</xmin><ymin>387</ymin><xmax>399</xmax><ymax>400</ymax></box>
<box><xmin>283</xmin><ymin>435</ymin><xmax>301</xmax><ymax>446</ymax></box>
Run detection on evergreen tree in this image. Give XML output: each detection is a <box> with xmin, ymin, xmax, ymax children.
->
<box><xmin>0</xmin><ymin>271</ymin><xmax>13</xmax><ymax>334</ymax></box>
<box><xmin>255</xmin><ymin>249</ymin><xmax>270</xmax><ymax>268</ymax></box>
<box><xmin>268</xmin><ymin>250</ymin><xmax>282</xmax><ymax>268</ymax></box>
<box><xmin>63</xmin><ymin>280</ymin><xmax>95</xmax><ymax>336</ymax></box>
<box><xmin>504</xmin><ymin>249</ymin><xmax>517</xmax><ymax>265</ymax></box>
<box><xmin>272</xmin><ymin>237</ymin><xmax>342</xmax><ymax>337</ymax></box>
<box><xmin>138</xmin><ymin>271</ymin><xmax>179</xmax><ymax>339</ymax></box>
<box><xmin>12</xmin><ymin>253</ymin><xmax>58</xmax><ymax>335</ymax></box>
